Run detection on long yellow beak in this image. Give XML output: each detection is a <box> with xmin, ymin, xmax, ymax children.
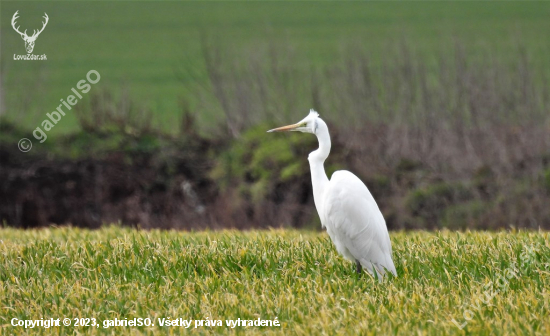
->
<box><xmin>267</xmin><ymin>123</ymin><xmax>300</xmax><ymax>133</ymax></box>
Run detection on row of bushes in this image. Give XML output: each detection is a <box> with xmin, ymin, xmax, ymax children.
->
<box><xmin>1</xmin><ymin>113</ymin><xmax>549</xmax><ymax>230</ymax></box>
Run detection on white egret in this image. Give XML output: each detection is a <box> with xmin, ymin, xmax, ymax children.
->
<box><xmin>268</xmin><ymin>110</ymin><xmax>397</xmax><ymax>277</ymax></box>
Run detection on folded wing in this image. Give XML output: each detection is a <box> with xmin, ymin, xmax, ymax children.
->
<box><xmin>323</xmin><ymin>170</ymin><xmax>396</xmax><ymax>277</ymax></box>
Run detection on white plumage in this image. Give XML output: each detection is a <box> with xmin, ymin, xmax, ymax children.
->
<box><xmin>268</xmin><ymin>110</ymin><xmax>397</xmax><ymax>277</ymax></box>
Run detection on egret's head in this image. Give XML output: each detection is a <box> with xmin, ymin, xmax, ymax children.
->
<box><xmin>267</xmin><ymin>109</ymin><xmax>320</xmax><ymax>134</ymax></box>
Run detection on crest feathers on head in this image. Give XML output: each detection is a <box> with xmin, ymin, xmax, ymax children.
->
<box><xmin>309</xmin><ymin>109</ymin><xmax>319</xmax><ymax>117</ymax></box>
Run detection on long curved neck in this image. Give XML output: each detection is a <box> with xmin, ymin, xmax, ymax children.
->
<box><xmin>308</xmin><ymin>119</ymin><xmax>331</xmax><ymax>220</ymax></box>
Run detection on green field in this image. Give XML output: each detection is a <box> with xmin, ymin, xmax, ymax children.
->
<box><xmin>2</xmin><ymin>1</ymin><xmax>550</xmax><ymax>135</ymax></box>
<box><xmin>1</xmin><ymin>227</ymin><xmax>548</xmax><ymax>335</ymax></box>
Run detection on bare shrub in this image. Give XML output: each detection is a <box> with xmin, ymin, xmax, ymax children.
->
<box><xmin>74</xmin><ymin>87</ymin><xmax>155</xmax><ymax>136</ymax></box>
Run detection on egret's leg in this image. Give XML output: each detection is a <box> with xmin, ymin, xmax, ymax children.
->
<box><xmin>355</xmin><ymin>260</ymin><xmax>362</xmax><ymax>274</ymax></box>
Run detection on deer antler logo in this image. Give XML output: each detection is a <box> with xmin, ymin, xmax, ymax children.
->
<box><xmin>11</xmin><ymin>10</ymin><xmax>49</xmax><ymax>54</ymax></box>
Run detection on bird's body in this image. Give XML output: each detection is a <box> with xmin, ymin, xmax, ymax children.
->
<box><xmin>321</xmin><ymin>171</ymin><xmax>396</xmax><ymax>276</ymax></box>
<box><xmin>269</xmin><ymin>110</ymin><xmax>396</xmax><ymax>277</ymax></box>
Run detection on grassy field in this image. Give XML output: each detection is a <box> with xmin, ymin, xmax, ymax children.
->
<box><xmin>2</xmin><ymin>1</ymin><xmax>550</xmax><ymax>134</ymax></box>
<box><xmin>0</xmin><ymin>227</ymin><xmax>548</xmax><ymax>335</ymax></box>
